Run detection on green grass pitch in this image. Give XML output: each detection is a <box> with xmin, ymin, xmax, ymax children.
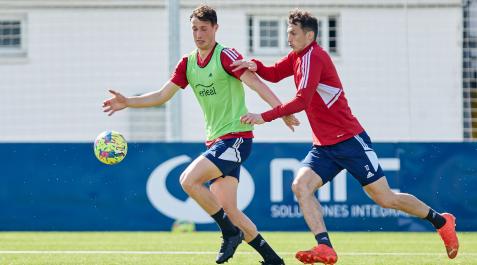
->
<box><xmin>0</xmin><ymin>232</ymin><xmax>475</xmax><ymax>264</ymax></box>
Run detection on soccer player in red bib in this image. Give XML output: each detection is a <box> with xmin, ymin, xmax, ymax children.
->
<box><xmin>233</xmin><ymin>8</ymin><xmax>458</xmax><ymax>265</ymax></box>
<box><xmin>103</xmin><ymin>5</ymin><xmax>297</xmax><ymax>265</ymax></box>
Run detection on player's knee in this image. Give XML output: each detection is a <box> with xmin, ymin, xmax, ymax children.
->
<box><xmin>292</xmin><ymin>179</ymin><xmax>311</xmax><ymax>199</ymax></box>
<box><xmin>179</xmin><ymin>172</ymin><xmax>197</xmax><ymax>194</ymax></box>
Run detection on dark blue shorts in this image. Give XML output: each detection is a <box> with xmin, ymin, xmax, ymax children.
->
<box><xmin>302</xmin><ymin>131</ymin><xmax>384</xmax><ymax>186</ymax></box>
<box><xmin>202</xmin><ymin>137</ymin><xmax>252</xmax><ymax>183</ymax></box>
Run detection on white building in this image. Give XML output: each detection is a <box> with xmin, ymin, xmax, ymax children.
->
<box><xmin>0</xmin><ymin>0</ymin><xmax>463</xmax><ymax>142</ymax></box>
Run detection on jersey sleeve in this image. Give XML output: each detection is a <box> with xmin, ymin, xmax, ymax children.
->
<box><xmin>220</xmin><ymin>48</ymin><xmax>246</xmax><ymax>80</ymax></box>
<box><xmin>261</xmin><ymin>53</ymin><xmax>322</xmax><ymax>121</ymax></box>
<box><xmin>252</xmin><ymin>53</ymin><xmax>294</xmax><ymax>83</ymax></box>
<box><xmin>170</xmin><ymin>55</ymin><xmax>189</xmax><ymax>89</ymax></box>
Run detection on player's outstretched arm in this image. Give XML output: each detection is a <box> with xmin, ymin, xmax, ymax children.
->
<box><xmin>102</xmin><ymin>81</ymin><xmax>180</xmax><ymax>116</ymax></box>
<box><xmin>240</xmin><ymin>70</ymin><xmax>280</xmax><ymax>106</ymax></box>
<box><xmin>231</xmin><ymin>56</ymin><xmax>293</xmax><ymax>83</ymax></box>
<box><xmin>240</xmin><ymin>71</ymin><xmax>299</xmax><ymax>130</ymax></box>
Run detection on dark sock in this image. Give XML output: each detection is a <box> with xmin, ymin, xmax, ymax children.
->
<box><xmin>424</xmin><ymin>208</ymin><xmax>446</xmax><ymax>229</ymax></box>
<box><xmin>211</xmin><ymin>208</ymin><xmax>238</xmax><ymax>237</ymax></box>
<box><xmin>248</xmin><ymin>234</ymin><xmax>281</xmax><ymax>262</ymax></box>
<box><xmin>315</xmin><ymin>232</ymin><xmax>333</xmax><ymax>248</ymax></box>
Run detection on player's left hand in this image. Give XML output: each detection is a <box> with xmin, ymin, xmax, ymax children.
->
<box><xmin>282</xmin><ymin>114</ymin><xmax>300</xmax><ymax>132</ymax></box>
<box><xmin>240</xmin><ymin>112</ymin><xmax>264</xmax><ymax>125</ymax></box>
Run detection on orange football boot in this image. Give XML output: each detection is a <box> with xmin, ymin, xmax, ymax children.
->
<box><xmin>295</xmin><ymin>244</ymin><xmax>338</xmax><ymax>264</ymax></box>
<box><xmin>437</xmin><ymin>213</ymin><xmax>459</xmax><ymax>259</ymax></box>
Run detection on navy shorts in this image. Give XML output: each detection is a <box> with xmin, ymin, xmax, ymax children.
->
<box><xmin>302</xmin><ymin>131</ymin><xmax>384</xmax><ymax>186</ymax></box>
<box><xmin>203</xmin><ymin>137</ymin><xmax>252</xmax><ymax>183</ymax></box>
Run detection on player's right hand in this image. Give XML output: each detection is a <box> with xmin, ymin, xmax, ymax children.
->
<box><xmin>102</xmin><ymin>89</ymin><xmax>128</xmax><ymax>116</ymax></box>
<box><xmin>230</xmin><ymin>60</ymin><xmax>257</xmax><ymax>72</ymax></box>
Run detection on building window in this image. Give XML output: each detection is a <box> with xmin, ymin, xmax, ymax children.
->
<box><xmin>259</xmin><ymin>20</ymin><xmax>279</xmax><ymax>48</ymax></box>
<box><xmin>250</xmin><ymin>16</ymin><xmax>288</xmax><ymax>55</ymax></box>
<box><xmin>0</xmin><ymin>21</ymin><xmax>20</xmax><ymax>47</ymax></box>
<box><xmin>0</xmin><ymin>14</ymin><xmax>27</xmax><ymax>58</ymax></box>
<box><xmin>248</xmin><ymin>14</ymin><xmax>339</xmax><ymax>56</ymax></box>
<box><xmin>248</xmin><ymin>16</ymin><xmax>254</xmax><ymax>53</ymax></box>
<box><xmin>328</xmin><ymin>16</ymin><xmax>339</xmax><ymax>55</ymax></box>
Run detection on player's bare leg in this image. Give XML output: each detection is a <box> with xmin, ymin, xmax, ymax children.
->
<box><xmin>180</xmin><ymin>156</ymin><xmax>242</xmax><ymax>264</ymax></box>
<box><xmin>211</xmin><ymin>177</ymin><xmax>285</xmax><ymax>265</ymax></box>
<box><xmin>211</xmin><ymin>177</ymin><xmax>258</xmax><ymax>240</ymax></box>
<box><xmin>292</xmin><ymin>168</ymin><xmax>327</xmax><ymax>234</ymax></box>
<box><xmin>364</xmin><ymin>177</ymin><xmax>459</xmax><ymax>259</ymax></box>
<box><xmin>364</xmin><ymin>177</ymin><xmax>429</xmax><ymax>217</ymax></box>
<box><xmin>292</xmin><ymin>167</ymin><xmax>337</xmax><ymax>264</ymax></box>
<box><xmin>180</xmin><ymin>156</ymin><xmax>223</xmax><ymax>214</ymax></box>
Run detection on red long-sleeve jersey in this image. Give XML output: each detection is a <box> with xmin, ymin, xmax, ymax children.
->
<box><xmin>254</xmin><ymin>41</ymin><xmax>363</xmax><ymax>146</ymax></box>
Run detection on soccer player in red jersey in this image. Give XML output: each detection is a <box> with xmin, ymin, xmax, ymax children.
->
<box><xmin>103</xmin><ymin>5</ymin><xmax>296</xmax><ymax>265</ymax></box>
<box><xmin>233</xmin><ymin>9</ymin><xmax>458</xmax><ymax>265</ymax></box>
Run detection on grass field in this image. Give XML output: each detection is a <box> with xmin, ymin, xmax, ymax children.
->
<box><xmin>0</xmin><ymin>232</ymin><xmax>476</xmax><ymax>265</ymax></box>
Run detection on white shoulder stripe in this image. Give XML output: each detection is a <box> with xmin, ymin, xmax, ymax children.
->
<box><xmin>303</xmin><ymin>49</ymin><xmax>311</xmax><ymax>88</ymax></box>
<box><xmin>223</xmin><ymin>49</ymin><xmax>236</xmax><ymax>58</ymax></box>
<box><xmin>298</xmin><ymin>56</ymin><xmax>305</xmax><ymax>89</ymax></box>
<box><xmin>226</xmin><ymin>48</ymin><xmax>240</xmax><ymax>58</ymax></box>
<box><xmin>299</xmin><ymin>47</ymin><xmax>313</xmax><ymax>90</ymax></box>
<box><xmin>223</xmin><ymin>49</ymin><xmax>238</xmax><ymax>61</ymax></box>
<box><xmin>224</xmin><ymin>48</ymin><xmax>236</xmax><ymax>57</ymax></box>
<box><xmin>223</xmin><ymin>49</ymin><xmax>240</xmax><ymax>61</ymax></box>
<box><xmin>298</xmin><ymin>57</ymin><xmax>305</xmax><ymax>89</ymax></box>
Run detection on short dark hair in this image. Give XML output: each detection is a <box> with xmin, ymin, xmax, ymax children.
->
<box><xmin>288</xmin><ymin>9</ymin><xmax>318</xmax><ymax>40</ymax></box>
<box><xmin>190</xmin><ymin>5</ymin><xmax>217</xmax><ymax>25</ymax></box>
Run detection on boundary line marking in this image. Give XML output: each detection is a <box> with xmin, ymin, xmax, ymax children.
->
<box><xmin>0</xmin><ymin>251</ymin><xmax>475</xmax><ymax>256</ymax></box>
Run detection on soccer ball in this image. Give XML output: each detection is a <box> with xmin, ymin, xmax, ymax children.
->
<box><xmin>93</xmin><ymin>131</ymin><xmax>128</xmax><ymax>165</ymax></box>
